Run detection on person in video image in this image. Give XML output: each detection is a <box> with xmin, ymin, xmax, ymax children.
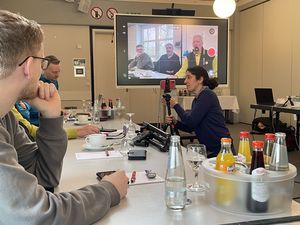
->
<box><xmin>0</xmin><ymin>10</ymin><xmax>128</xmax><ymax>224</ymax></box>
<box><xmin>39</xmin><ymin>55</ymin><xmax>60</xmax><ymax>90</ymax></box>
<box><xmin>12</xmin><ymin>104</ymin><xmax>100</xmax><ymax>140</ymax></box>
<box><xmin>155</xmin><ymin>43</ymin><xmax>181</xmax><ymax>75</ymax></box>
<box><xmin>128</xmin><ymin>44</ymin><xmax>154</xmax><ymax>70</ymax></box>
<box><xmin>175</xmin><ymin>34</ymin><xmax>217</xmax><ymax>78</ymax></box>
<box><xmin>164</xmin><ymin>66</ymin><xmax>233</xmax><ymax>158</ymax></box>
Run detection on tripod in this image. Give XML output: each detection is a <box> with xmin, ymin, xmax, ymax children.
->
<box><xmin>162</xmin><ymin>93</ymin><xmax>179</xmax><ymax>136</ymax></box>
<box><xmin>282</xmin><ymin>96</ymin><xmax>294</xmax><ymax>107</ymax></box>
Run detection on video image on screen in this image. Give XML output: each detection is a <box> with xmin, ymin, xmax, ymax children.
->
<box><xmin>115</xmin><ymin>15</ymin><xmax>228</xmax><ymax>87</ymax></box>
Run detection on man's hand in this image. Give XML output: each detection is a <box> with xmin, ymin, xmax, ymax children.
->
<box><xmin>76</xmin><ymin>124</ymin><xmax>100</xmax><ymax>138</ymax></box>
<box><xmin>102</xmin><ymin>170</ymin><xmax>128</xmax><ymax>199</ymax></box>
<box><xmin>28</xmin><ymin>81</ymin><xmax>61</xmax><ymax>118</ymax></box>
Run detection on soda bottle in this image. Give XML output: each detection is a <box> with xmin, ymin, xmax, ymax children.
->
<box><xmin>108</xmin><ymin>99</ymin><xmax>113</xmax><ymax>109</ymax></box>
<box><xmin>238</xmin><ymin>131</ymin><xmax>251</xmax><ymax>165</ymax></box>
<box><xmin>165</xmin><ymin>135</ymin><xmax>187</xmax><ymax>210</ymax></box>
<box><xmin>264</xmin><ymin>133</ymin><xmax>275</xmax><ymax>169</ymax></box>
<box><xmin>250</xmin><ymin>141</ymin><xmax>265</xmax><ymax>173</ymax></box>
<box><xmin>247</xmin><ymin>141</ymin><xmax>269</xmax><ymax>213</ymax></box>
<box><xmin>216</xmin><ymin>138</ymin><xmax>235</xmax><ymax>173</ymax></box>
<box><xmin>215</xmin><ymin>138</ymin><xmax>235</xmax><ymax>206</ymax></box>
<box><xmin>269</xmin><ymin>132</ymin><xmax>289</xmax><ymax>171</ymax></box>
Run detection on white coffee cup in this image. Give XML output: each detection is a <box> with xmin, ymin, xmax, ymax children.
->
<box><xmin>77</xmin><ymin>114</ymin><xmax>89</xmax><ymax>124</ymax></box>
<box><xmin>85</xmin><ymin>134</ymin><xmax>107</xmax><ymax>147</ymax></box>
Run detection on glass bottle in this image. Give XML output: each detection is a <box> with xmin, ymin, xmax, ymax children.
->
<box><xmin>247</xmin><ymin>140</ymin><xmax>268</xmax><ymax>213</ymax></box>
<box><xmin>269</xmin><ymin>132</ymin><xmax>289</xmax><ymax>171</ymax></box>
<box><xmin>250</xmin><ymin>141</ymin><xmax>265</xmax><ymax>173</ymax></box>
<box><xmin>264</xmin><ymin>133</ymin><xmax>275</xmax><ymax>169</ymax></box>
<box><xmin>165</xmin><ymin>135</ymin><xmax>187</xmax><ymax>210</ymax></box>
<box><xmin>92</xmin><ymin>98</ymin><xmax>100</xmax><ymax>125</ymax></box>
<box><xmin>108</xmin><ymin>99</ymin><xmax>113</xmax><ymax>109</ymax></box>
<box><xmin>215</xmin><ymin>138</ymin><xmax>235</xmax><ymax>206</ymax></box>
<box><xmin>216</xmin><ymin>138</ymin><xmax>235</xmax><ymax>173</ymax></box>
<box><xmin>238</xmin><ymin>131</ymin><xmax>251</xmax><ymax>165</ymax></box>
<box><xmin>101</xmin><ymin>98</ymin><xmax>107</xmax><ymax>109</ymax></box>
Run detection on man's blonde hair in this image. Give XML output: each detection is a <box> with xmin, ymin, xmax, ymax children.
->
<box><xmin>0</xmin><ymin>10</ymin><xmax>44</xmax><ymax>79</ymax></box>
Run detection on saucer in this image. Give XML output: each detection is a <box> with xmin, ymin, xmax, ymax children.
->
<box><xmin>74</xmin><ymin>121</ymin><xmax>90</xmax><ymax>125</ymax></box>
<box><xmin>82</xmin><ymin>143</ymin><xmax>109</xmax><ymax>151</ymax></box>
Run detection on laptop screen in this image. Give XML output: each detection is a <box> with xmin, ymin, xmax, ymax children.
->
<box><xmin>254</xmin><ymin>88</ymin><xmax>275</xmax><ymax>105</ymax></box>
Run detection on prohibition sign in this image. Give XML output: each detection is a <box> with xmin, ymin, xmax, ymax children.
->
<box><xmin>91</xmin><ymin>7</ymin><xmax>103</xmax><ymax>20</ymax></box>
<box><xmin>106</xmin><ymin>8</ymin><xmax>118</xmax><ymax>20</ymax></box>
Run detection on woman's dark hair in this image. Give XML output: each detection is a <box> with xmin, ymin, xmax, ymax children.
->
<box><xmin>186</xmin><ymin>66</ymin><xmax>218</xmax><ymax>90</ymax></box>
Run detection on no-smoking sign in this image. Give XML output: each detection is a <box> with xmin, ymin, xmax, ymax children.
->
<box><xmin>91</xmin><ymin>7</ymin><xmax>103</xmax><ymax>20</ymax></box>
<box><xmin>106</xmin><ymin>8</ymin><xmax>118</xmax><ymax>20</ymax></box>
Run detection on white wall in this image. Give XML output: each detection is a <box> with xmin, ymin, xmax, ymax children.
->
<box><xmin>236</xmin><ymin>0</ymin><xmax>299</xmax><ymax>125</ymax></box>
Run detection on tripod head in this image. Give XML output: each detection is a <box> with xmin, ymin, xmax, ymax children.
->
<box><xmin>282</xmin><ymin>96</ymin><xmax>294</xmax><ymax>107</ymax></box>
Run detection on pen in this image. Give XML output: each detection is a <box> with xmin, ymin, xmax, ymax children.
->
<box><xmin>130</xmin><ymin>170</ymin><xmax>136</xmax><ymax>183</ymax></box>
<box><xmin>105</xmin><ymin>149</ymin><xmax>109</xmax><ymax>157</ymax></box>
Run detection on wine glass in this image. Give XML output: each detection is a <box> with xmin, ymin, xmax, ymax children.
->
<box><xmin>186</xmin><ymin>144</ymin><xmax>207</xmax><ymax>192</ymax></box>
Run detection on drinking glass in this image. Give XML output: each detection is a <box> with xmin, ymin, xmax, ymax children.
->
<box><xmin>186</xmin><ymin>144</ymin><xmax>207</xmax><ymax>192</ymax></box>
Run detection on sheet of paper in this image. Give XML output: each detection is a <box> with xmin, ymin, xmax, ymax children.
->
<box><xmin>126</xmin><ymin>171</ymin><xmax>164</xmax><ymax>186</ymax></box>
<box><xmin>76</xmin><ymin>151</ymin><xmax>123</xmax><ymax>160</ymax></box>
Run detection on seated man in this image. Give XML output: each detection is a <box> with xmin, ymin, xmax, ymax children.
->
<box><xmin>12</xmin><ymin>106</ymin><xmax>100</xmax><ymax>140</ymax></box>
<box><xmin>39</xmin><ymin>55</ymin><xmax>60</xmax><ymax>90</ymax></box>
<box><xmin>155</xmin><ymin>43</ymin><xmax>181</xmax><ymax>75</ymax></box>
<box><xmin>15</xmin><ymin>100</ymin><xmax>39</xmax><ymax>126</ymax></box>
<box><xmin>0</xmin><ymin>10</ymin><xmax>128</xmax><ymax>224</ymax></box>
<box><xmin>128</xmin><ymin>44</ymin><xmax>154</xmax><ymax>70</ymax></box>
<box><xmin>175</xmin><ymin>34</ymin><xmax>217</xmax><ymax>78</ymax></box>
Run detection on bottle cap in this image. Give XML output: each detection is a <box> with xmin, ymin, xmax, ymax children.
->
<box><xmin>275</xmin><ymin>132</ymin><xmax>286</xmax><ymax>137</ymax></box>
<box><xmin>170</xmin><ymin>135</ymin><xmax>180</xmax><ymax>142</ymax></box>
<box><xmin>252</xmin><ymin>140</ymin><xmax>264</xmax><ymax>149</ymax></box>
<box><xmin>239</xmin><ymin>131</ymin><xmax>249</xmax><ymax>138</ymax></box>
<box><xmin>265</xmin><ymin>133</ymin><xmax>275</xmax><ymax>140</ymax></box>
<box><xmin>221</xmin><ymin>137</ymin><xmax>232</xmax><ymax>143</ymax></box>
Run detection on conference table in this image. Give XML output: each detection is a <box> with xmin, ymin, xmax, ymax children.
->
<box><xmin>250</xmin><ymin>104</ymin><xmax>300</xmax><ymax>146</ymax></box>
<box><xmin>57</xmin><ymin>119</ymin><xmax>300</xmax><ymax>225</ymax></box>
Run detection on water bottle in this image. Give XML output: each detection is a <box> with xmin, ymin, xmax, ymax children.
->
<box><xmin>165</xmin><ymin>135</ymin><xmax>187</xmax><ymax>210</ymax></box>
<box><xmin>269</xmin><ymin>132</ymin><xmax>289</xmax><ymax>171</ymax></box>
<box><xmin>264</xmin><ymin>133</ymin><xmax>275</xmax><ymax>169</ymax></box>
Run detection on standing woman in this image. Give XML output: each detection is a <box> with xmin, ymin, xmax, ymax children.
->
<box><xmin>165</xmin><ymin>66</ymin><xmax>233</xmax><ymax>157</ymax></box>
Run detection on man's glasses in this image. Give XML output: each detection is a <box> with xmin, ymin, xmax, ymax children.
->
<box><xmin>18</xmin><ymin>56</ymin><xmax>50</xmax><ymax>70</ymax></box>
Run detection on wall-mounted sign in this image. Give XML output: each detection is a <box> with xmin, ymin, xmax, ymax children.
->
<box><xmin>73</xmin><ymin>58</ymin><xmax>86</xmax><ymax>77</ymax></box>
<box><xmin>91</xmin><ymin>7</ymin><xmax>103</xmax><ymax>20</ymax></box>
<box><xmin>106</xmin><ymin>7</ymin><xmax>118</xmax><ymax>20</ymax></box>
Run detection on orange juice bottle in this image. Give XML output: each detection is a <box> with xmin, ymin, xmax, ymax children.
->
<box><xmin>216</xmin><ymin>138</ymin><xmax>235</xmax><ymax>173</ymax></box>
<box><xmin>238</xmin><ymin>131</ymin><xmax>251</xmax><ymax>165</ymax></box>
<box><xmin>215</xmin><ymin>138</ymin><xmax>235</xmax><ymax>206</ymax></box>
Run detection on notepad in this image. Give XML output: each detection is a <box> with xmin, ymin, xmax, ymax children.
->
<box><xmin>126</xmin><ymin>172</ymin><xmax>164</xmax><ymax>186</ymax></box>
<box><xmin>75</xmin><ymin>151</ymin><xmax>123</xmax><ymax>160</ymax></box>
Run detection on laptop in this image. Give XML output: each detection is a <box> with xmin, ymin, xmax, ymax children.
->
<box><xmin>254</xmin><ymin>88</ymin><xmax>275</xmax><ymax>105</ymax></box>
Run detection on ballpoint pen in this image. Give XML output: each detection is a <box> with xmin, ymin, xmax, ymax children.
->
<box><xmin>130</xmin><ymin>171</ymin><xmax>136</xmax><ymax>183</ymax></box>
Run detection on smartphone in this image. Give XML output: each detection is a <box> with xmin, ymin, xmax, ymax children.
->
<box><xmin>96</xmin><ymin>170</ymin><xmax>116</xmax><ymax>181</ymax></box>
<box><xmin>128</xmin><ymin>149</ymin><xmax>147</xmax><ymax>160</ymax></box>
<box><xmin>100</xmin><ymin>128</ymin><xmax>117</xmax><ymax>132</ymax></box>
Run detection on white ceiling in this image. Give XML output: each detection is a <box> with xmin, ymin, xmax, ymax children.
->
<box><xmin>109</xmin><ymin>0</ymin><xmax>254</xmax><ymax>7</ymax></box>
